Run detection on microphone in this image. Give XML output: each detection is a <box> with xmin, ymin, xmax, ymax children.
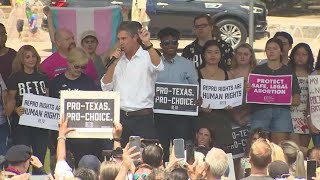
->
<box><xmin>105</xmin><ymin>56</ymin><xmax>117</xmax><ymax>69</ymax></box>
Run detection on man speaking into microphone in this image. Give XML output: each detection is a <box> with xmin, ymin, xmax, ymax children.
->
<box><xmin>101</xmin><ymin>21</ymin><xmax>163</xmax><ymax>146</ymax></box>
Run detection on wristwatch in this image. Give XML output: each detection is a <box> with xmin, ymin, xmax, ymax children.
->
<box><xmin>143</xmin><ymin>43</ymin><xmax>153</xmax><ymax>50</ymax></box>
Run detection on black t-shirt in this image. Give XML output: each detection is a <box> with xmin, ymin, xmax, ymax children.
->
<box><xmin>181</xmin><ymin>38</ymin><xmax>233</xmax><ymax>70</ymax></box>
<box><xmin>250</xmin><ymin>63</ymin><xmax>301</xmax><ymax>112</ymax></box>
<box><xmin>0</xmin><ymin>48</ymin><xmax>17</xmax><ymax>83</ymax></box>
<box><xmin>50</xmin><ymin>73</ymin><xmax>97</xmax><ymax>98</ymax></box>
<box><xmin>7</xmin><ymin>71</ymin><xmax>48</xmax><ymax>106</ymax></box>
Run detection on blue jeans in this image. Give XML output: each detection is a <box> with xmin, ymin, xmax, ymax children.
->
<box><xmin>250</xmin><ymin>108</ymin><xmax>293</xmax><ymax>133</ymax></box>
<box><xmin>0</xmin><ymin>122</ymin><xmax>9</xmax><ymax>156</ymax></box>
<box><xmin>312</xmin><ymin>134</ymin><xmax>320</xmax><ymax>146</ymax></box>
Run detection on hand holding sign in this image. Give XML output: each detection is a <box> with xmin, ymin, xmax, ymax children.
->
<box><xmin>112</xmin><ymin>122</ymin><xmax>123</xmax><ymax>138</ymax></box>
<box><xmin>16</xmin><ymin>106</ymin><xmax>25</xmax><ymax>116</ymax></box>
<box><xmin>59</xmin><ymin>115</ymin><xmax>75</xmax><ymax>137</ymax></box>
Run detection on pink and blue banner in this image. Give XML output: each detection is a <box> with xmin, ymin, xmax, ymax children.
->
<box><xmin>246</xmin><ymin>74</ymin><xmax>292</xmax><ymax>105</ymax></box>
<box><xmin>51</xmin><ymin>6</ymin><xmax>122</xmax><ymax>55</ymax></box>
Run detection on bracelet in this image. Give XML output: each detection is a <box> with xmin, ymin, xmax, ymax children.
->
<box><xmin>113</xmin><ymin>138</ymin><xmax>121</xmax><ymax>142</ymax></box>
<box><xmin>57</xmin><ymin>136</ymin><xmax>66</xmax><ymax>141</ymax></box>
<box><xmin>143</xmin><ymin>43</ymin><xmax>153</xmax><ymax>50</ymax></box>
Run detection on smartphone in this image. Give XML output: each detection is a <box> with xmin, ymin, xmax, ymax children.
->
<box><xmin>102</xmin><ymin>150</ymin><xmax>113</xmax><ymax>160</ymax></box>
<box><xmin>173</xmin><ymin>139</ymin><xmax>185</xmax><ymax>159</ymax></box>
<box><xmin>307</xmin><ymin>160</ymin><xmax>317</xmax><ymax>180</ymax></box>
<box><xmin>129</xmin><ymin>136</ymin><xmax>141</xmax><ymax>159</ymax></box>
<box><xmin>186</xmin><ymin>143</ymin><xmax>195</xmax><ymax>164</ymax></box>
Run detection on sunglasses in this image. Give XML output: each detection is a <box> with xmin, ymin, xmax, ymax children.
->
<box><xmin>73</xmin><ymin>65</ymin><xmax>87</xmax><ymax>69</ymax></box>
<box><xmin>161</xmin><ymin>39</ymin><xmax>178</xmax><ymax>46</ymax></box>
<box><xmin>133</xmin><ymin>174</ymin><xmax>148</xmax><ymax>180</ymax></box>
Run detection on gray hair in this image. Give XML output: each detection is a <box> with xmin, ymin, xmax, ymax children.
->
<box><xmin>205</xmin><ymin>147</ymin><xmax>229</xmax><ymax>177</ymax></box>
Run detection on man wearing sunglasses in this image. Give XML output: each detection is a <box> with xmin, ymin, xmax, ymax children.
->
<box><xmin>182</xmin><ymin>14</ymin><xmax>233</xmax><ymax>70</ymax></box>
<box><xmin>155</xmin><ymin>27</ymin><xmax>198</xmax><ymax>162</ymax></box>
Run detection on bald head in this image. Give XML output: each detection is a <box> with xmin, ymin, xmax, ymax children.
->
<box><xmin>54</xmin><ymin>28</ymin><xmax>76</xmax><ymax>53</ymax></box>
<box><xmin>54</xmin><ymin>28</ymin><xmax>73</xmax><ymax>41</ymax></box>
<box><xmin>250</xmin><ymin>138</ymin><xmax>272</xmax><ymax>169</ymax></box>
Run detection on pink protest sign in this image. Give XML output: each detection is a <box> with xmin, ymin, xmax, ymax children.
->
<box><xmin>246</xmin><ymin>74</ymin><xmax>292</xmax><ymax>105</ymax></box>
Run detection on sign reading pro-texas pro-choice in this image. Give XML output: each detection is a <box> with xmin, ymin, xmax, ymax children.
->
<box><xmin>60</xmin><ymin>91</ymin><xmax>120</xmax><ymax>138</ymax></box>
<box><xmin>154</xmin><ymin>82</ymin><xmax>199</xmax><ymax>116</ymax></box>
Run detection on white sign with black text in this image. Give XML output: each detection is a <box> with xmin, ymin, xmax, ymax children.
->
<box><xmin>201</xmin><ymin>77</ymin><xmax>244</xmax><ymax>109</ymax></box>
<box><xmin>20</xmin><ymin>94</ymin><xmax>60</xmax><ymax>131</ymax></box>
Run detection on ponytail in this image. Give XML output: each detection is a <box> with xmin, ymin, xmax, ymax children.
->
<box><xmin>295</xmin><ymin>150</ymin><xmax>306</xmax><ymax>178</ymax></box>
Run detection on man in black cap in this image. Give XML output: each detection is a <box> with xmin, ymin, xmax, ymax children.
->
<box><xmin>3</xmin><ymin>145</ymin><xmax>47</xmax><ymax>177</ymax></box>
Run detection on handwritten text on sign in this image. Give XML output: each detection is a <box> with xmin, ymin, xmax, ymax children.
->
<box><xmin>291</xmin><ymin>77</ymin><xmax>309</xmax><ymax>134</ymax></box>
<box><xmin>309</xmin><ymin>75</ymin><xmax>320</xmax><ymax>130</ymax></box>
<box><xmin>246</xmin><ymin>74</ymin><xmax>292</xmax><ymax>105</ymax></box>
<box><xmin>201</xmin><ymin>77</ymin><xmax>244</xmax><ymax>109</ymax></box>
<box><xmin>65</xmin><ymin>99</ymin><xmax>114</xmax><ymax>128</ymax></box>
<box><xmin>20</xmin><ymin>94</ymin><xmax>60</xmax><ymax>130</ymax></box>
<box><xmin>154</xmin><ymin>83</ymin><xmax>198</xmax><ymax>116</ymax></box>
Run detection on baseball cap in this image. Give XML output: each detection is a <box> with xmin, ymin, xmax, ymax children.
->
<box><xmin>5</xmin><ymin>145</ymin><xmax>32</xmax><ymax>162</ymax></box>
<box><xmin>78</xmin><ymin>155</ymin><xmax>101</xmax><ymax>172</ymax></box>
<box><xmin>80</xmin><ymin>30</ymin><xmax>98</xmax><ymax>42</ymax></box>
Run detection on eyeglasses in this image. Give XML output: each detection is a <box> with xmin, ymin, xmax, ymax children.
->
<box><xmin>73</xmin><ymin>65</ymin><xmax>87</xmax><ymax>69</ymax></box>
<box><xmin>133</xmin><ymin>174</ymin><xmax>148</xmax><ymax>180</ymax></box>
<box><xmin>161</xmin><ymin>39</ymin><xmax>178</xmax><ymax>46</ymax></box>
<box><xmin>194</xmin><ymin>24</ymin><xmax>210</xmax><ymax>29</ymax></box>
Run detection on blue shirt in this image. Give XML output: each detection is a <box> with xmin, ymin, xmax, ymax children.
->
<box><xmin>157</xmin><ymin>55</ymin><xmax>198</xmax><ymax>85</ymax></box>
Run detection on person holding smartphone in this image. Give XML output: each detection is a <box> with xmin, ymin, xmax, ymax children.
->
<box><xmin>155</xmin><ymin>27</ymin><xmax>198</xmax><ymax>162</ymax></box>
<box><xmin>101</xmin><ymin>21</ymin><xmax>163</xmax><ymax>146</ymax></box>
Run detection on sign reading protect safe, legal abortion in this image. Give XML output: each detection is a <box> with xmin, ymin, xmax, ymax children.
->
<box><xmin>154</xmin><ymin>83</ymin><xmax>198</xmax><ymax>116</ymax></box>
<box><xmin>308</xmin><ymin>75</ymin><xmax>320</xmax><ymax>130</ymax></box>
<box><xmin>60</xmin><ymin>91</ymin><xmax>120</xmax><ymax>138</ymax></box>
<box><xmin>246</xmin><ymin>74</ymin><xmax>292</xmax><ymax>105</ymax></box>
<box><xmin>201</xmin><ymin>77</ymin><xmax>244</xmax><ymax>109</ymax></box>
<box><xmin>20</xmin><ymin>94</ymin><xmax>60</xmax><ymax>131</ymax></box>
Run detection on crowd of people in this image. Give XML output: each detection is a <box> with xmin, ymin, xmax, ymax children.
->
<box><xmin>0</xmin><ymin>8</ymin><xmax>320</xmax><ymax>179</ymax></box>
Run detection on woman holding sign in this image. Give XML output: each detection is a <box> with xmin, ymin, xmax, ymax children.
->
<box><xmin>288</xmin><ymin>43</ymin><xmax>314</xmax><ymax>148</ymax></box>
<box><xmin>229</xmin><ymin>43</ymin><xmax>257</xmax><ymax>126</ymax></box>
<box><xmin>6</xmin><ymin>45</ymin><xmax>49</xmax><ymax>169</ymax></box>
<box><xmin>248</xmin><ymin>38</ymin><xmax>301</xmax><ymax>144</ymax></box>
<box><xmin>50</xmin><ymin>47</ymin><xmax>102</xmax><ymax>166</ymax></box>
<box><xmin>196</xmin><ymin>39</ymin><xmax>233</xmax><ymax>151</ymax></box>
<box><xmin>309</xmin><ymin>50</ymin><xmax>320</xmax><ymax>147</ymax></box>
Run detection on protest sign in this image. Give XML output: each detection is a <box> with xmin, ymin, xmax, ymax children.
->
<box><xmin>154</xmin><ymin>83</ymin><xmax>198</xmax><ymax>116</ymax></box>
<box><xmin>200</xmin><ymin>77</ymin><xmax>244</xmax><ymax>109</ymax></box>
<box><xmin>309</xmin><ymin>75</ymin><xmax>320</xmax><ymax>130</ymax></box>
<box><xmin>227</xmin><ymin>124</ymin><xmax>250</xmax><ymax>159</ymax></box>
<box><xmin>291</xmin><ymin>77</ymin><xmax>309</xmax><ymax>134</ymax></box>
<box><xmin>246</xmin><ymin>74</ymin><xmax>292</xmax><ymax>105</ymax></box>
<box><xmin>226</xmin><ymin>153</ymin><xmax>236</xmax><ymax>180</ymax></box>
<box><xmin>60</xmin><ymin>91</ymin><xmax>120</xmax><ymax>138</ymax></box>
<box><xmin>20</xmin><ymin>94</ymin><xmax>60</xmax><ymax>131</ymax></box>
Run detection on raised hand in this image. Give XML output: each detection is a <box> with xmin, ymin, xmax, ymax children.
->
<box><xmin>138</xmin><ymin>28</ymin><xmax>151</xmax><ymax>46</ymax></box>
